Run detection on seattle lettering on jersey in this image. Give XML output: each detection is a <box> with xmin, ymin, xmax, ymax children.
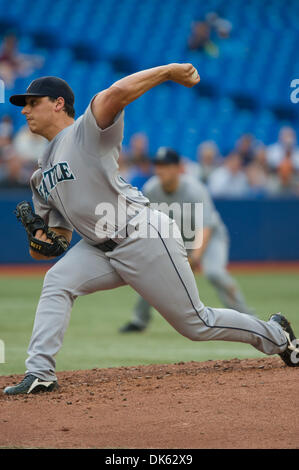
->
<box><xmin>38</xmin><ymin>161</ymin><xmax>75</xmax><ymax>201</ymax></box>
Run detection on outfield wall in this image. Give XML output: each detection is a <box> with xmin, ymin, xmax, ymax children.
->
<box><xmin>1</xmin><ymin>189</ymin><xmax>299</xmax><ymax>263</ymax></box>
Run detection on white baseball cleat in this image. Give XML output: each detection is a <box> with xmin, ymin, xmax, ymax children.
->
<box><xmin>270</xmin><ymin>313</ymin><xmax>299</xmax><ymax>367</ymax></box>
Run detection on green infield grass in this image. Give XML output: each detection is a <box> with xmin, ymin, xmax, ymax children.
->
<box><xmin>0</xmin><ymin>271</ymin><xmax>298</xmax><ymax>375</ymax></box>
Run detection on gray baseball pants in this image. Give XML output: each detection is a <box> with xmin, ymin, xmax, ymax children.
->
<box><xmin>26</xmin><ymin>209</ymin><xmax>287</xmax><ymax>381</ymax></box>
<box><xmin>131</xmin><ymin>229</ymin><xmax>253</xmax><ymax>329</ymax></box>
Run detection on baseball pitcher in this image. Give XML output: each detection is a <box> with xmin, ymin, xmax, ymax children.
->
<box><xmin>4</xmin><ymin>64</ymin><xmax>298</xmax><ymax>395</ymax></box>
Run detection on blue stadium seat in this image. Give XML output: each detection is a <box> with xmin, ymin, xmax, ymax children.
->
<box><xmin>0</xmin><ymin>0</ymin><xmax>298</xmax><ymax>158</ymax></box>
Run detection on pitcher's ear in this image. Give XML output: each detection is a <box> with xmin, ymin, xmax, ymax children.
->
<box><xmin>54</xmin><ymin>96</ymin><xmax>65</xmax><ymax>112</ymax></box>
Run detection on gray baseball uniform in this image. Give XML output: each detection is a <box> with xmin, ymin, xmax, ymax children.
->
<box><xmin>130</xmin><ymin>175</ymin><xmax>253</xmax><ymax>329</ymax></box>
<box><xmin>26</xmin><ymin>97</ymin><xmax>287</xmax><ymax>381</ymax></box>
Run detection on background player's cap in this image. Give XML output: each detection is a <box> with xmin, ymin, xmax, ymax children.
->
<box><xmin>153</xmin><ymin>147</ymin><xmax>181</xmax><ymax>165</ymax></box>
<box><xmin>10</xmin><ymin>76</ymin><xmax>75</xmax><ymax>107</ymax></box>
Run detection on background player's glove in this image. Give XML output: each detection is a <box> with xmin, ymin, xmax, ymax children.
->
<box><xmin>15</xmin><ymin>201</ymin><xmax>69</xmax><ymax>257</ymax></box>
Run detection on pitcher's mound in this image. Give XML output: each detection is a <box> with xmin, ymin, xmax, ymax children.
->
<box><xmin>0</xmin><ymin>357</ymin><xmax>297</xmax><ymax>449</ymax></box>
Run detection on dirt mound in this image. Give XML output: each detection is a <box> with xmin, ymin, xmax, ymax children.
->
<box><xmin>0</xmin><ymin>357</ymin><xmax>297</xmax><ymax>449</ymax></box>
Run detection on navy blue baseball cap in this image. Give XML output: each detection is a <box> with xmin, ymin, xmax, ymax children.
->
<box><xmin>153</xmin><ymin>147</ymin><xmax>181</xmax><ymax>165</ymax></box>
<box><xmin>10</xmin><ymin>76</ymin><xmax>75</xmax><ymax>107</ymax></box>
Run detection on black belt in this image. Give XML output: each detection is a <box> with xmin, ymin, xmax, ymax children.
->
<box><xmin>96</xmin><ymin>238</ymin><xmax>119</xmax><ymax>253</ymax></box>
<box><xmin>95</xmin><ymin>205</ymin><xmax>150</xmax><ymax>253</ymax></box>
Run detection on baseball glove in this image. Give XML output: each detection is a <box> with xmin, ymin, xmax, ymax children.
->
<box><xmin>15</xmin><ymin>201</ymin><xmax>69</xmax><ymax>257</ymax></box>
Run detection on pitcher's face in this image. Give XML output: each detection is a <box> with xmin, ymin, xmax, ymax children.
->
<box><xmin>21</xmin><ymin>96</ymin><xmax>57</xmax><ymax>135</ymax></box>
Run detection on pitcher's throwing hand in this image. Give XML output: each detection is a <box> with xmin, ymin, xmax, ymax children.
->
<box><xmin>169</xmin><ymin>63</ymin><xmax>200</xmax><ymax>87</ymax></box>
